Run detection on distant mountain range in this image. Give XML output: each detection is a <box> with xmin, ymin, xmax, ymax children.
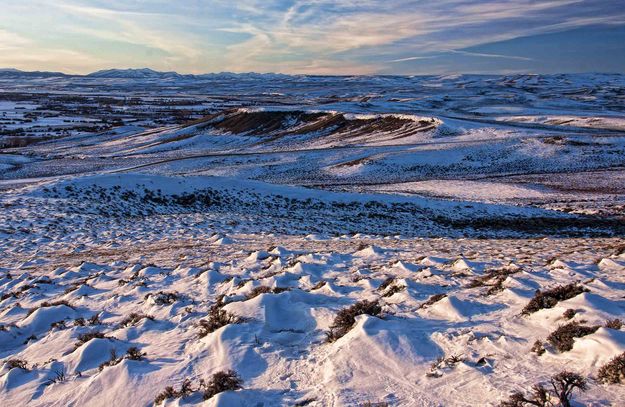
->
<box><xmin>0</xmin><ymin>67</ymin><xmax>294</xmax><ymax>80</ymax></box>
<box><xmin>0</xmin><ymin>68</ymin><xmax>621</xmax><ymax>82</ymax></box>
<box><xmin>86</xmin><ymin>68</ymin><xmax>187</xmax><ymax>79</ymax></box>
<box><xmin>0</xmin><ymin>68</ymin><xmax>71</xmax><ymax>78</ymax></box>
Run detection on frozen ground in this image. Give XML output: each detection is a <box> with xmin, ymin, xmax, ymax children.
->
<box><xmin>0</xmin><ymin>71</ymin><xmax>624</xmax><ymax>406</ymax></box>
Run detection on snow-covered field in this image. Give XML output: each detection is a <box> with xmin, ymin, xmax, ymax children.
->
<box><xmin>1</xmin><ymin>71</ymin><xmax>624</xmax><ymax>406</ymax></box>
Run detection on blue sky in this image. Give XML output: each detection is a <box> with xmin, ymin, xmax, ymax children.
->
<box><xmin>1</xmin><ymin>0</ymin><xmax>624</xmax><ymax>74</ymax></box>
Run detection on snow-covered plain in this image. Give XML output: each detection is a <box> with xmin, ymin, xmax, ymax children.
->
<box><xmin>0</xmin><ymin>71</ymin><xmax>624</xmax><ymax>406</ymax></box>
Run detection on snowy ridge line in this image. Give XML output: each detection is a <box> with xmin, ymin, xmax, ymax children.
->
<box><xmin>14</xmin><ymin>173</ymin><xmax>622</xmax><ymax>239</ymax></box>
<box><xmin>236</xmin><ymin>106</ymin><xmax>442</xmax><ymax>124</ymax></box>
<box><xmin>197</xmin><ymin>108</ymin><xmax>441</xmax><ymax>138</ymax></box>
<box><xmin>92</xmin><ymin>108</ymin><xmax>442</xmax><ymax>159</ymax></box>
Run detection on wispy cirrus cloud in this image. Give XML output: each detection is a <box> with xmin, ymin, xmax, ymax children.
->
<box><xmin>0</xmin><ymin>0</ymin><xmax>623</xmax><ymax>74</ymax></box>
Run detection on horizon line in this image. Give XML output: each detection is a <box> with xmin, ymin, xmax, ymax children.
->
<box><xmin>2</xmin><ymin>67</ymin><xmax>624</xmax><ymax>78</ymax></box>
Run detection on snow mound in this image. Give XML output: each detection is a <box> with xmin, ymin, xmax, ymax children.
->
<box><xmin>69</xmin><ymin>338</ymin><xmax>126</xmax><ymax>373</ymax></box>
<box><xmin>354</xmin><ymin>245</ymin><xmax>385</xmax><ymax>258</ymax></box>
<box><xmin>321</xmin><ymin>315</ymin><xmax>441</xmax><ymax>397</ymax></box>
<box><xmin>423</xmin><ymin>296</ymin><xmax>501</xmax><ymax>321</ymax></box>
<box><xmin>561</xmin><ymin>292</ymin><xmax>625</xmax><ymax>318</ymax></box>
<box><xmin>568</xmin><ymin>328</ymin><xmax>625</xmax><ymax>366</ymax></box>
<box><xmin>18</xmin><ymin>305</ymin><xmax>76</xmax><ymax>336</ymax></box>
<box><xmin>0</xmin><ymin>367</ymin><xmax>37</xmax><ymax>391</ymax></box>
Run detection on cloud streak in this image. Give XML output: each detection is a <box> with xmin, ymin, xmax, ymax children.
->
<box><xmin>0</xmin><ymin>0</ymin><xmax>623</xmax><ymax>74</ymax></box>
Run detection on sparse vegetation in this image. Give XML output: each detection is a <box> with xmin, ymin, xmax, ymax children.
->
<box><xmin>605</xmin><ymin>318</ymin><xmax>622</xmax><ymax>330</ymax></box>
<box><xmin>154</xmin><ymin>386</ymin><xmax>176</xmax><ymax>405</ymax></box>
<box><xmin>88</xmin><ymin>314</ymin><xmax>101</xmax><ymax>325</ymax></box>
<box><xmin>99</xmin><ymin>347</ymin><xmax>146</xmax><ymax>371</ymax></box>
<box><xmin>500</xmin><ymin>371</ymin><xmax>587</xmax><ymax>407</ymax></box>
<box><xmin>522</xmin><ymin>284</ymin><xmax>588</xmax><ymax>315</ymax></box>
<box><xmin>311</xmin><ymin>281</ymin><xmax>326</xmax><ymax>290</ymax></box>
<box><xmin>426</xmin><ymin>354</ymin><xmax>465</xmax><ymax>378</ymax></box>
<box><xmin>246</xmin><ymin>285</ymin><xmax>273</xmax><ymax>299</ymax></box>
<box><xmin>597</xmin><ymin>352</ymin><xmax>625</xmax><ymax>384</ymax></box>
<box><xmin>326</xmin><ymin>300</ymin><xmax>382</xmax><ymax>342</ymax></box>
<box><xmin>546</xmin><ymin>322</ymin><xmax>599</xmax><ymax>352</ymax></box>
<box><xmin>50</xmin><ymin>320</ymin><xmax>67</xmax><ymax>330</ymax></box>
<box><xmin>202</xmin><ymin>370</ymin><xmax>244</xmax><ymax>400</ymax></box>
<box><xmin>5</xmin><ymin>359</ymin><xmax>29</xmax><ymax>371</ymax></box>
<box><xmin>562</xmin><ymin>309</ymin><xmax>576</xmax><ymax>320</ymax></box>
<box><xmin>45</xmin><ymin>368</ymin><xmax>67</xmax><ymax>386</ymax></box>
<box><xmin>377</xmin><ymin>277</ymin><xmax>394</xmax><ymax>291</ymax></box>
<box><xmin>98</xmin><ymin>349</ymin><xmax>120</xmax><ymax>371</ymax></box>
<box><xmin>119</xmin><ymin>312</ymin><xmax>154</xmax><ymax>327</ymax></box>
<box><xmin>154</xmin><ymin>370</ymin><xmax>242</xmax><ymax>405</ymax></box>
<box><xmin>125</xmin><ymin>346</ymin><xmax>146</xmax><ymax>361</ymax></box>
<box><xmin>419</xmin><ymin>293</ymin><xmax>447</xmax><ymax>309</ymax></box>
<box><xmin>75</xmin><ymin>331</ymin><xmax>107</xmax><ymax>348</ymax></box>
<box><xmin>2</xmin><ymin>77</ymin><xmax>625</xmax><ymax>407</ymax></box>
<box><xmin>245</xmin><ymin>285</ymin><xmax>290</xmax><ymax>300</ymax></box>
<box><xmin>377</xmin><ymin>276</ymin><xmax>405</xmax><ymax>297</ymax></box>
<box><xmin>146</xmin><ymin>291</ymin><xmax>179</xmax><ymax>305</ymax></box>
<box><xmin>531</xmin><ymin>340</ymin><xmax>545</xmax><ymax>356</ymax></box>
<box><xmin>467</xmin><ymin>267</ymin><xmax>519</xmax><ymax>295</ymax></box>
<box><xmin>197</xmin><ymin>299</ymin><xmax>243</xmax><ymax>338</ymax></box>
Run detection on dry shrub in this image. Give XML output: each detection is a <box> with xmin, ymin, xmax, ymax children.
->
<box><xmin>500</xmin><ymin>371</ymin><xmax>587</xmax><ymax>407</ymax></box>
<box><xmin>119</xmin><ymin>312</ymin><xmax>154</xmax><ymax>328</ymax></box>
<box><xmin>311</xmin><ymin>281</ymin><xmax>326</xmax><ymax>290</ymax></box>
<box><xmin>154</xmin><ymin>379</ymin><xmax>194</xmax><ymax>404</ymax></box>
<box><xmin>419</xmin><ymin>293</ymin><xmax>447</xmax><ymax>309</ymax></box>
<box><xmin>98</xmin><ymin>349</ymin><xmax>120</xmax><ymax>371</ymax></box>
<box><xmin>531</xmin><ymin>340</ymin><xmax>545</xmax><ymax>356</ymax></box>
<box><xmin>202</xmin><ymin>370</ymin><xmax>243</xmax><ymax>400</ymax></box>
<box><xmin>154</xmin><ymin>371</ymin><xmax>241</xmax><ymax>406</ymax></box>
<box><xmin>75</xmin><ymin>331</ymin><xmax>107</xmax><ymax>348</ymax></box>
<box><xmin>326</xmin><ymin>300</ymin><xmax>382</xmax><ymax>342</ymax></box>
<box><xmin>154</xmin><ymin>386</ymin><xmax>176</xmax><ymax>405</ymax></box>
<box><xmin>547</xmin><ymin>322</ymin><xmax>599</xmax><ymax>352</ymax></box>
<box><xmin>605</xmin><ymin>318</ymin><xmax>622</xmax><ymax>330</ymax></box>
<box><xmin>426</xmin><ymin>354</ymin><xmax>465</xmax><ymax>378</ymax></box>
<box><xmin>45</xmin><ymin>368</ymin><xmax>67</xmax><ymax>386</ymax></box>
<box><xmin>467</xmin><ymin>268</ymin><xmax>518</xmax><ymax>295</ymax></box>
<box><xmin>197</xmin><ymin>299</ymin><xmax>243</xmax><ymax>338</ymax></box>
<box><xmin>597</xmin><ymin>352</ymin><xmax>625</xmax><ymax>384</ymax></box>
<box><xmin>125</xmin><ymin>346</ymin><xmax>146</xmax><ymax>361</ymax></box>
<box><xmin>522</xmin><ymin>284</ymin><xmax>588</xmax><ymax>315</ymax></box>
<box><xmin>562</xmin><ymin>309</ymin><xmax>576</xmax><ymax>320</ymax></box>
<box><xmin>88</xmin><ymin>314</ymin><xmax>101</xmax><ymax>325</ymax></box>
<box><xmin>377</xmin><ymin>277</ymin><xmax>394</xmax><ymax>291</ymax></box>
<box><xmin>245</xmin><ymin>286</ymin><xmax>290</xmax><ymax>300</ymax></box>
<box><xmin>146</xmin><ymin>291</ymin><xmax>178</xmax><ymax>305</ymax></box>
<box><xmin>5</xmin><ymin>359</ymin><xmax>29</xmax><ymax>371</ymax></box>
<box><xmin>246</xmin><ymin>285</ymin><xmax>273</xmax><ymax>299</ymax></box>
<box><xmin>382</xmin><ymin>284</ymin><xmax>405</xmax><ymax>298</ymax></box>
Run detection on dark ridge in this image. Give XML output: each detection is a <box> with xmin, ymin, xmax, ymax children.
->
<box><xmin>209</xmin><ymin>110</ymin><xmax>329</xmax><ymax>136</ymax></box>
<box><xmin>201</xmin><ymin>109</ymin><xmax>438</xmax><ymax>143</ymax></box>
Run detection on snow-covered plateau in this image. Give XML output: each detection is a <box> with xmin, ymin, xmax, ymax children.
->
<box><xmin>0</xmin><ymin>71</ymin><xmax>624</xmax><ymax>406</ymax></box>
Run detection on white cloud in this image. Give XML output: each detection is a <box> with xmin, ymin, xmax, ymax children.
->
<box><xmin>0</xmin><ymin>29</ymin><xmax>31</xmax><ymax>51</ymax></box>
<box><xmin>447</xmin><ymin>50</ymin><xmax>533</xmax><ymax>61</ymax></box>
<box><xmin>0</xmin><ymin>0</ymin><xmax>623</xmax><ymax>73</ymax></box>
